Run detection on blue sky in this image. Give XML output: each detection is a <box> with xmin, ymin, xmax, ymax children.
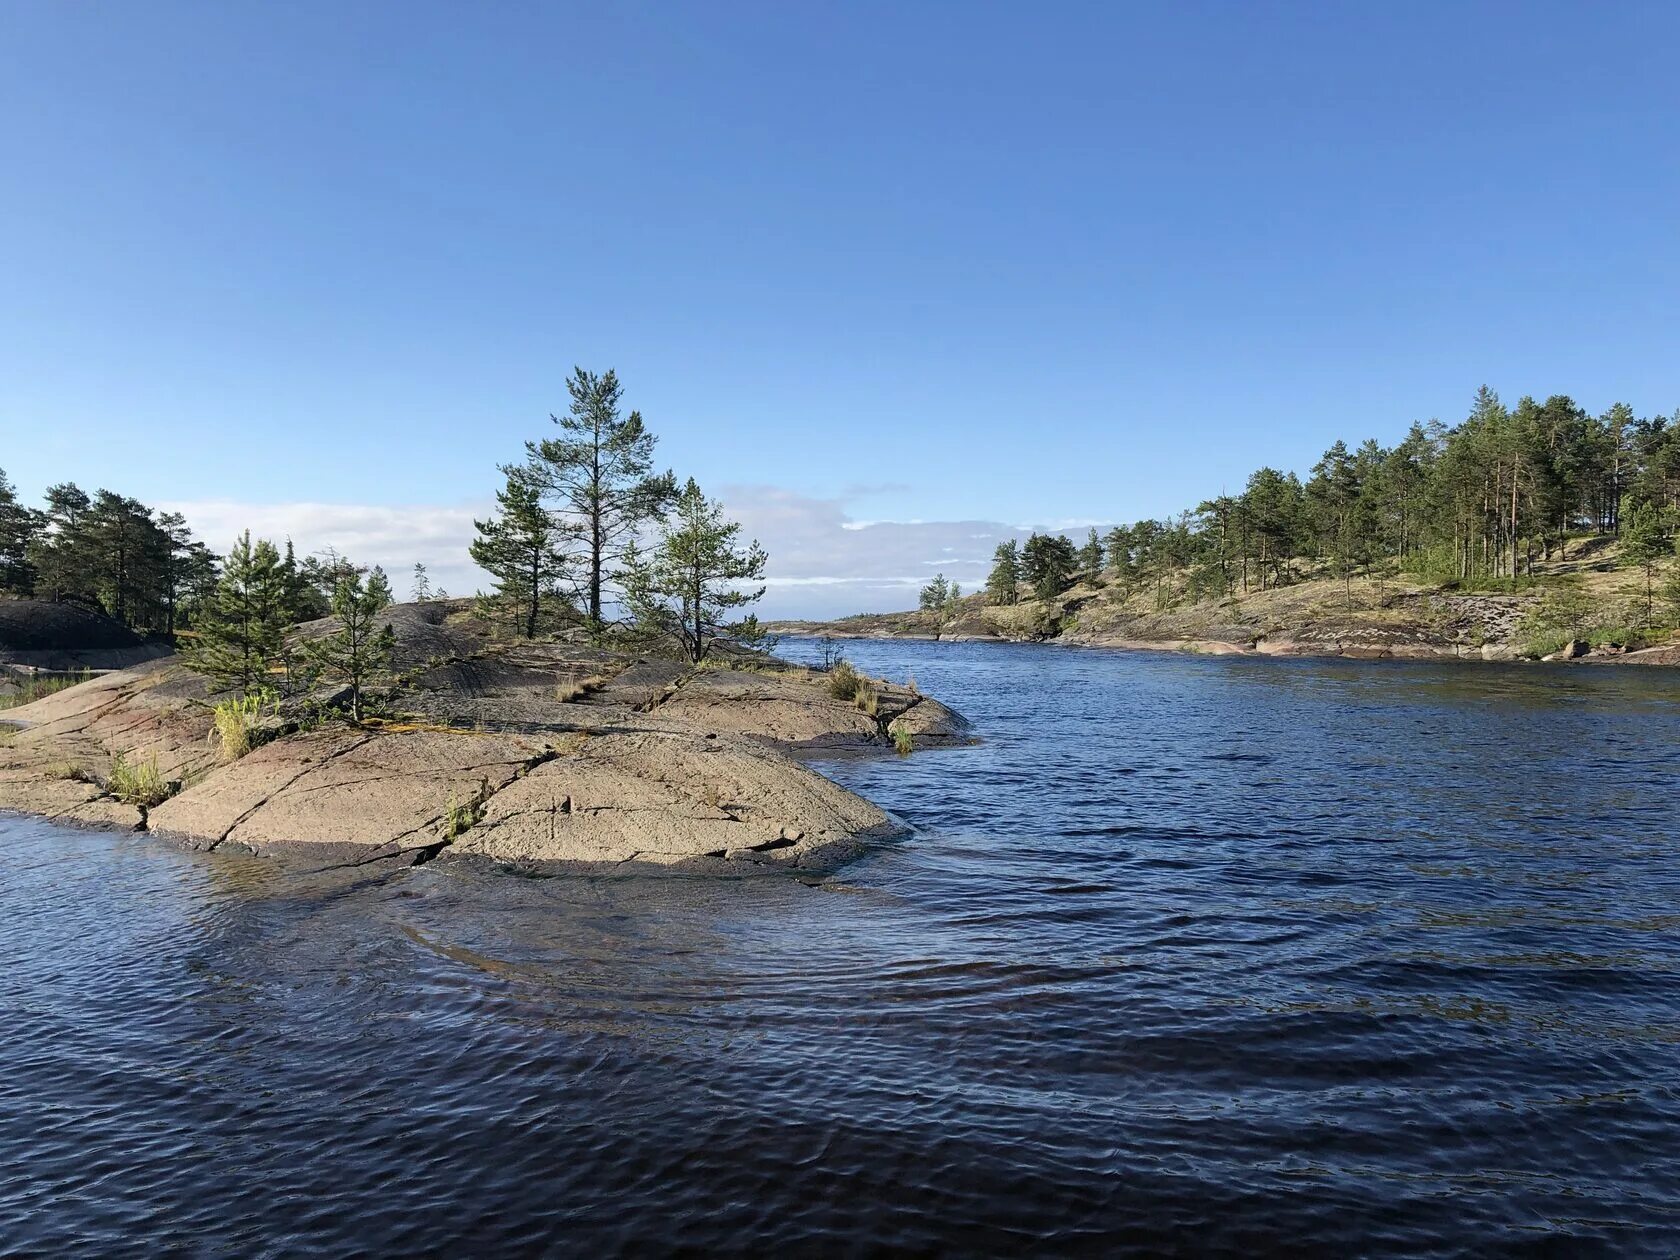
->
<box><xmin>4</xmin><ymin>2</ymin><xmax>1678</xmax><ymax>615</ymax></box>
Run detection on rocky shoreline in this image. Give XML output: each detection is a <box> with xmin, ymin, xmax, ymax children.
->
<box><xmin>0</xmin><ymin>603</ymin><xmax>971</xmax><ymax>874</ymax></box>
<box><xmin>771</xmin><ymin>584</ymin><xmax>1680</xmax><ymax>668</ymax></box>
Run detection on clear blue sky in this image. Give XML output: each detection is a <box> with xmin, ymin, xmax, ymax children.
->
<box><xmin>4</xmin><ymin>2</ymin><xmax>1678</xmax><ymax>611</ymax></box>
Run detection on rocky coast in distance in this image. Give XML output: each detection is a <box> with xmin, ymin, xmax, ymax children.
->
<box><xmin>0</xmin><ymin>599</ymin><xmax>970</xmax><ymax>873</ymax></box>
<box><xmin>771</xmin><ymin>543</ymin><xmax>1680</xmax><ymax>668</ymax></box>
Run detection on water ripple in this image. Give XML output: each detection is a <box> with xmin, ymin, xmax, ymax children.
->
<box><xmin>2</xmin><ymin>642</ymin><xmax>1679</xmax><ymax>1254</ymax></box>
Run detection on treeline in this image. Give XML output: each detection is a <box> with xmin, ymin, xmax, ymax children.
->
<box><xmin>0</xmin><ymin>474</ymin><xmax>219</xmax><ymax>633</ymax></box>
<box><xmin>0</xmin><ymin>469</ymin><xmax>413</xmax><ymax>639</ymax></box>
<box><xmin>985</xmin><ymin>387</ymin><xmax>1680</xmax><ymax>609</ymax></box>
<box><xmin>470</xmin><ymin>367</ymin><xmax>768</xmax><ymax>662</ymax></box>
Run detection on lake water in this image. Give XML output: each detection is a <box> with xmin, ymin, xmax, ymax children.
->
<box><xmin>3</xmin><ymin>641</ymin><xmax>1679</xmax><ymax>1255</ymax></box>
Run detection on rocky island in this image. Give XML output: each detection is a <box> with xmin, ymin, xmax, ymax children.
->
<box><xmin>0</xmin><ymin>599</ymin><xmax>969</xmax><ymax>873</ymax></box>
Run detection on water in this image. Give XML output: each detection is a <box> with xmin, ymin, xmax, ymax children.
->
<box><xmin>3</xmin><ymin>642</ymin><xmax>1679</xmax><ymax>1255</ymax></box>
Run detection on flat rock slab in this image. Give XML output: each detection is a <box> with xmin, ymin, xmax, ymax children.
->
<box><xmin>149</xmin><ymin>729</ymin><xmax>547</xmax><ymax>860</ymax></box>
<box><xmin>458</xmin><ymin>728</ymin><xmax>896</xmax><ymax>870</ymax></box>
<box><xmin>655</xmin><ymin>669</ymin><xmax>970</xmax><ymax>751</ymax></box>
<box><xmin>657</xmin><ymin>670</ymin><xmax>882</xmax><ymax>748</ymax></box>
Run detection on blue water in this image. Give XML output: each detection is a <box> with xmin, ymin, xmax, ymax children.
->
<box><xmin>3</xmin><ymin>641</ymin><xmax>1678</xmax><ymax>1255</ymax></box>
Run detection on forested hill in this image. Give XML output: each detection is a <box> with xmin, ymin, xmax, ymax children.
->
<box><xmin>776</xmin><ymin>388</ymin><xmax>1680</xmax><ymax>664</ymax></box>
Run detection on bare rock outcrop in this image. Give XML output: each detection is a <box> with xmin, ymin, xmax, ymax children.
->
<box><xmin>651</xmin><ymin>668</ymin><xmax>970</xmax><ymax>751</ymax></box>
<box><xmin>0</xmin><ymin>609</ymin><xmax>964</xmax><ymax>873</ymax></box>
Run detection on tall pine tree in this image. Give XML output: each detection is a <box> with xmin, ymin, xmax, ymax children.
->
<box><xmin>523</xmin><ymin>368</ymin><xmax>676</xmax><ymax>638</ymax></box>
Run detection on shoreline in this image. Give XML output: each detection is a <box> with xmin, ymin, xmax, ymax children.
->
<box><xmin>0</xmin><ymin>604</ymin><xmax>974</xmax><ymax>877</ymax></box>
<box><xmin>772</xmin><ymin>626</ymin><xmax>1680</xmax><ymax>668</ymax></box>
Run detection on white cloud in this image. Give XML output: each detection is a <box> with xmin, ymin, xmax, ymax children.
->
<box><xmin>159</xmin><ymin>498</ymin><xmax>489</xmax><ymax>602</ymax></box>
<box><xmin>162</xmin><ymin>486</ymin><xmax>1086</xmax><ymax>620</ymax></box>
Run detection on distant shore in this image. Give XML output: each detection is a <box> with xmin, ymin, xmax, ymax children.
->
<box><xmin>770</xmin><ymin>565</ymin><xmax>1680</xmax><ymax>670</ymax></box>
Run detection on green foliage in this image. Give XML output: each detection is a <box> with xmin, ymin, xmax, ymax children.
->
<box><xmin>304</xmin><ymin>572</ymin><xmax>397</xmax><ymax>723</ymax></box>
<box><xmin>521</xmin><ymin>367</ymin><xmax>677</xmax><ymax>637</ymax></box>
<box><xmin>0</xmin><ymin>669</ymin><xmax>91</xmax><ymax>711</ymax></box>
<box><xmin>442</xmin><ymin>778</ymin><xmax>490</xmax><ymax>840</ymax></box>
<box><xmin>1021</xmin><ymin>532</ymin><xmax>1077</xmax><ymax>602</ymax></box>
<box><xmin>108</xmin><ymin>752</ymin><xmax>173</xmax><ymax>810</ymax></box>
<box><xmin>919</xmin><ymin>573</ymin><xmax>962</xmax><ymax>612</ymax></box>
<box><xmin>0</xmin><ymin>467</ymin><xmax>41</xmax><ymax>597</ymax></box>
<box><xmin>471</xmin><ymin>466</ymin><xmax>573</xmax><ymax>639</ymax></box>
<box><xmin>827</xmin><ymin>659</ymin><xmax>861</xmax><ymax>700</ymax></box>
<box><xmin>1077</xmin><ymin>527</ymin><xmax>1103</xmax><ymax>574</ymax></box>
<box><xmin>186</xmin><ymin>531</ymin><xmax>293</xmax><ymax>693</ymax></box>
<box><xmin>889</xmin><ymin>720</ymin><xmax>914</xmax><ymax>756</ymax></box>
<box><xmin>1620</xmin><ymin>499</ymin><xmax>1672</xmax><ymax>622</ymax></box>
<box><xmin>212</xmin><ymin>687</ymin><xmax>279</xmax><ymax>762</ymax></box>
<box><xmin>1515</xmin><ymin>586</ymin><xmax>1599</xmax><ymax>658</ymax></box>
<box><xmin>5</xmin><ymin>476</ymin><xmax>217</xmax><ymax>630</ymax></box>
<box><xmin>620</xmin><ymin>478</ymin><xmax>768</xmax><ymax>664</ymax></box>
<box><xmin>1068</xmin><ymin>389</ymin><xmax>1680</xmax><ymax>609</ymax></box>
<box><xmin>986</xmin><ymin>540</ymin><xmax>1021</xmax><ymax>605</ymax></box>
<box><xmin>1664</xmin><ymin>543</ymin><xmax>1680</xmax><ymax>626</ymax></box>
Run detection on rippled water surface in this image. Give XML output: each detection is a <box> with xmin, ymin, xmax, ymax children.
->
<box><xmin>4</xmin><ymin>642</ymin><xmax>1680</xmax><ymax>1255</ymax></box>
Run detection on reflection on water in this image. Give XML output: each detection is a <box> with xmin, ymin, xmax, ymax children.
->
<box><xmin>2</xmin><ymin>642</ymin><xmax>1678</xmax><ymax>1254</ymax></box>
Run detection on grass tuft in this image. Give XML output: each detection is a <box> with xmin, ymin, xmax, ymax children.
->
<box><xmin>442</xmin><ymin>777</ymin><xmax>490</xmax><ymax>839</ymax></box>
<box><xmin>826</xmin><ymin>660</ymin><xmax>861</xmax><ymax>700</ymax></box>
<box><xmin>889</xmin><ymin>720</ymin><xmax>914</xmax><ymax>756</ymax></box>
<box><xmin>0</xmin><ymin>670</ymin><xmax>92</xmax><ymax>711</ymax></box>
<box><xmin>555</xmin><ymin>673</ymin><xmax>610</xmax><ymax>702</ymax></box>
<box><xmin>108</xmin><ymin>752</ymin><xmax>174</xmax><ymax>809</ymax></box>
<box><xmin>212</xmin><ymin>688</ymin><xmax>278</xmax><ymax>762</ymax></box>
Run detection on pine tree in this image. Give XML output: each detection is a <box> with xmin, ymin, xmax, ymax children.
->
<box><xmin>1078</xmin><ymin>527</ymin><xmax>1103</xmax><ymax>574</ymax></box>
<box><xmin>155</xmin><ymin>511</ymin><xmax>216</xmax><ymax>634</ymax></box>
<box><xmin>919</xmin><ymin>573</ymin><xmax>951</xmax><ymax>610</ymax></box>
<box><xmin>986</xmin><ymin>540</ymin><xmax>1021</xmax><ymax>605</ymax></box>
<box><xmin>470</xmin><ymin>467</ymin><xmax>572</xmax><ymax>639</ymax></box>
<box><xmin>27</xmin><ymin>483</ymin><xmax>94</xmax><ymax>605</ymax></box>
<box><xmin>523</xmin><ymin>368</ymin><xmax>677</xmax><ymax>638</ymax></box>
<box><xmin>82</xmin><ymin>491</ymin><xmax>170</xmax><ymax>628</ymax></box>
<box><xmin>1621</xmin><ymin>500</ymin><xmax>1670</xmax><ymax>623</ymax></box>
<box><xmin>621</xmin><ymin>478</ymin><xmax>767</xmax><ymax>663</ymax></box>
<box><xmin>1021</xmin><ymin>533</ymin><xmax>1077</xmax><ymax>602</ymax></box>
<box><xmin>187</xmin><ymin>531</ymin><xmax>291</xmax><ymax>692</ymax></box>
<box><xmin>305</xmin><ymin>572</ymin><xmax>396</xmax><ymax>723</ymax></box>
<box><xmin>1662</xmin><ymin>539</ymin><xmax>1680</xmax><ymax>626</ymax></box>
<box><xmin>411</xmin><ymin>562</ymin><xmax>433</xmax><ymax>602</ymax></box>
<box><xmin>0</xmin><ymin>468</ymin><xmax>39</xmax><ymax>595</ymax></box>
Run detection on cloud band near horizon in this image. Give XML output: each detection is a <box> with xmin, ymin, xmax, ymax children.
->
<box><xmin>159</xmin><ymin>485</ymin><xmax>1084</xmax><ymax>620</ymax></box>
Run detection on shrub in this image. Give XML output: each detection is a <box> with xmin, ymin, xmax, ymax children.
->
<box><xmin>853</xmin><ymin>679</ymin><xmax>879</xmax><ymax>717</ymax></box>
<box><xmin>827</xmin><ymin>659</ymin><xmax>861</xmax><ymax>700</ymax></box>
<box><xmin>889</xmin><ymin>720</ymin><xmax>913</xmax><ymax>756</ymax></box>
<box><xmin>108</xmin><ymin>753</ymin><xmax>173</xmax><ymax>809</ymax></box>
